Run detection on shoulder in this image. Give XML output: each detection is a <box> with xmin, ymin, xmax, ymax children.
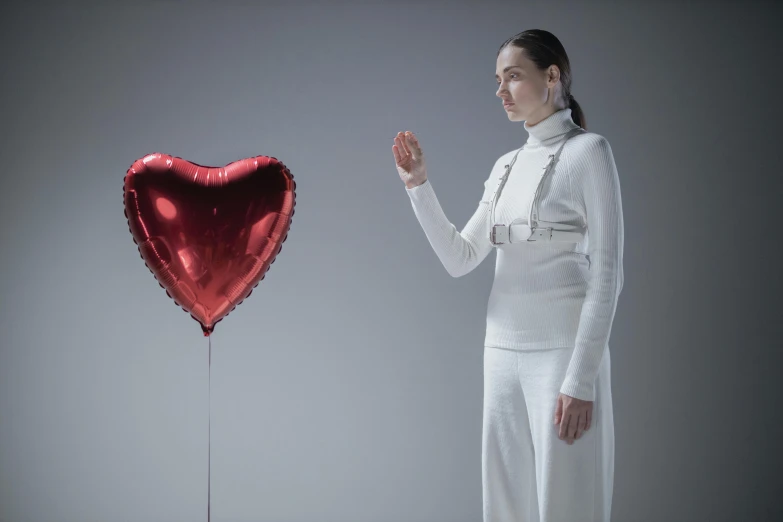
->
<box><xmin>566</xmin><ymin>130</ymin><xmax>612</xmax><ymax>156</ymax></box>
<box><xmin>566</xmin><ymin>131</ymin><xmax>615</xmax><ymax>164</ymax></box>
<box><xmin>564</xmin><ymin>131</ymin><xmax>616</xmax><ymax>175</ymax></box>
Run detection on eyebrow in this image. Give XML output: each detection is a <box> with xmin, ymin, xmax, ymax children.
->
<box><xmin>495</xmin><ymin>65</ymin><xmax>522</xmax><ymax>79</ymax></box>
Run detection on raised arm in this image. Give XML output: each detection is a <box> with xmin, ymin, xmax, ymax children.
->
<box><xmin>405</xmin><ymin>171</ymin><xmax>497</xmax><ymax>278</ymax></box>
<box><xmin>393</xmin><ymin>130</ymin><xmax>497</xmax><ymax>278</ymax></box>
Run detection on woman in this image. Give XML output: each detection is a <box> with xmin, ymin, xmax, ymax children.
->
<box><xmin>392</xmin><ymin>29</ymin><xmax>624</xmax><ymax>522</ymax></box>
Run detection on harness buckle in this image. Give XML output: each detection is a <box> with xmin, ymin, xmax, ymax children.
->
<box><xmin>527</xmin><ymin>227</ymin><xmax>553</xmax><ymax>241</ymax></box>
<box><xmin>490</xmin><ymin>224</ymin><xmax>508</xmax><ymax>245</ymax></box>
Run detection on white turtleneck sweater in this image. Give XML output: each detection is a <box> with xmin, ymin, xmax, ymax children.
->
<box><xmin>405</xmin><ymin>108</ymin><xmax>624</xmax><ymax>401</ymax></box>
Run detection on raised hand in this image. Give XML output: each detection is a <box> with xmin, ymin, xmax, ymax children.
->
<box><xmin>393</xmin><ymin>131</ymin><xmax>428</xmax><ymax>189</ymax></box>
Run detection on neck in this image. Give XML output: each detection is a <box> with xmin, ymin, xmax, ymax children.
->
<box><xmin>523</xmin><ymin>107</ymin><xmax>579</xmax><ymax>146</ymax></box>
<box><xmin>525</xmin><ymin>104</ymin><xmax>566</xmax><ymax>126</ymax></box>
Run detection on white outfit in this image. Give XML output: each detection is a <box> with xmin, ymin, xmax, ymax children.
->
<box><xmin>482</xmin><ymin>345</ymin><xmax>613</xmax><ymax>522</ymax></box>
<box><xmin>404</xmin><ymin>108</ymin><xmax>624</xmax><ymax>521</ymax></box>
<box><xmin>404</xmin><ymin>107</ymin><xmax>624</xmax><ymax>401</ymax></box>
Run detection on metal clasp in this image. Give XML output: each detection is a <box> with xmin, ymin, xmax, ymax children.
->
<box><xmin>491</xmin><ymin>224</ymin><xmax>509</xmax><ymax>245</ymax></box>
<box><xmin>527</xmin><ymin>227</ymin><xmax>553</xmax><ymax>241</ymax></box>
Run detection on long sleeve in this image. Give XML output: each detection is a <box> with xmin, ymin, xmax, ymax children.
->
<box><xmin>405</xmin><ymin>171</ymin><xmax>496</xmax><ymax>278</ymax></box>
<box><xmin>560</xmin><ymin>137</ymin><xmax>625</xmax><ymax>401</ymax></box>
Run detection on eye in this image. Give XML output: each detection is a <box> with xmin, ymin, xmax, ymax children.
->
<box><xmin>496</xmin><ymin>73</ymin><xmax>519</xmax><ymax>85</ymax></box>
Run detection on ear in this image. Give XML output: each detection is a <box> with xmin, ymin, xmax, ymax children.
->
<box><xmin>547</xmin><ymin>65</ymin><xmax>560</xmax><ymax>85</ymax></box>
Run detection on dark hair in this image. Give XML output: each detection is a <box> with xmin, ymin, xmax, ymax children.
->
<box><xmin>498</xmin><ymin>29</ymin><xmax>586</xmax><ymax>130</ymax></box>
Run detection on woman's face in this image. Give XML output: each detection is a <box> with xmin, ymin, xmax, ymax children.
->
<box><xmin>495</xmin><ymin>45</ymin><xmax>563</xmax><ymax>125</ymax></box>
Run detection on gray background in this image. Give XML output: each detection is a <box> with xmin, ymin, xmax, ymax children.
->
<box><xmin>1</xmin><ymin>1</ymin><xmax>781</xmax><ymax>521</ymax></box>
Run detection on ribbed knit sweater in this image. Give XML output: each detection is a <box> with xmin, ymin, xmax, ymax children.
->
<box><xmin>405</xmin><ymin>108</ymin><xmax>624</xmax><ymax>401</ymax></box>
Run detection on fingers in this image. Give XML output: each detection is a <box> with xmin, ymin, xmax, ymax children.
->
<box><xmin>407</xmin><ymin>131</ymin><xmax>420</xmax><ymax>150</ymax></box>
<box><xmin>561</xmin><ymin>415</ymin><xmax>577</xmax><ymax>445</ymax></box>
<box><xmin>399</xmin><ymin>136</ymin><xmax>411</xmax><ymax>156</ymax></box>
<box><xmin>394</xmin><ymin>142</ymin><xmax>412</xmax><ymax>169</ymax></box>
<box><xmin>393</xmin><ymin>139</ymin><xmax>408</xmax><ymax>167</ymax></box>
<box><xmin>553</xmin><ymin>395</ymin><xmax>563</xmax><ymax>425</ymax></box>
<box><xmin>567</xmin><ymin>419</ymin><xmax>577</xmax><ymax>444</ymax></box>
<box><xmin>392</xmin><ymin>142</ymin><xmax>402</xmax><ymax>163</ymax></box>
<box><xmin>396</xmin><ymin>132</ymin><xmax>411</xmax><ymax>156</ymax></box>
<box><xmin>573</xmin><ymin>413</ymin><xmax>586</xmax><ymax>440</ymax></box>
<box><xmin>408</xmin><ymin>133</ymin><xmax>423</xmax><ymax>158</ymax></box>
<box><xmin>558</xmin><ymin>410</ymin><xmax>591</xmax><ymax>445</ymax></box>
<box><xmin>393</xmin><ymin>131</ymin><xmax>421</xmax><ymax>157</ymax></box>
<box><xmin>393</xmin><ymin>131</ymin><xmax>423</xmax><ymax>174</ymax></box>
<box><xmin>558</xmin><ymin>413</ymin><xmax>571</xmax><ymax>441</ymax></box>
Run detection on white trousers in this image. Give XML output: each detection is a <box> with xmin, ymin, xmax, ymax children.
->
<box><xmin>482</xmin><ymin>345</ymin><xmax>614</xmax><ymax>522</ymax></box>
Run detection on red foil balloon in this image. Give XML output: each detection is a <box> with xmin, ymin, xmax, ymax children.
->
<box><xmin>123</xmin><ymin>153</ymin><xmax>296</xmax><ymax>336</ymax></box>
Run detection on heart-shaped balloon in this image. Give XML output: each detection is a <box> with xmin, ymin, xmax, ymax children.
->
<box><xmin>123</xmin><ymin>153</ymin><xmax>296</xmax><ymax>336</ymax></box>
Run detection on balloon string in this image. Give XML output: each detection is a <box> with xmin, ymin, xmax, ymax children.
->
<box><xmin>208</xmin><ymin>334</ymin><xmax>212</xmax><ymax>522</ymax></box>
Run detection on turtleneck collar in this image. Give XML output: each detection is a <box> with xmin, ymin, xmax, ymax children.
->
<box><xmin>523</xmin><ymin>107</ymin><xmax>580</xmax><ymax>146</ymax></box>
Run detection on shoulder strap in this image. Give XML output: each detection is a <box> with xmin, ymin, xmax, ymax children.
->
<box><xmin>489</xmin><ymin>127</ymin><xmax>584</xmax><ymax>241</ymax></box>
<box><xmin>488</xmin><ymin>147</ymin><xmax>523</xmax><ymax>237</ymax></box>
<box><xmin>527</xmin><ymin>127</ymin><xmax>584</xmax><ymax>227</ymax></box>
